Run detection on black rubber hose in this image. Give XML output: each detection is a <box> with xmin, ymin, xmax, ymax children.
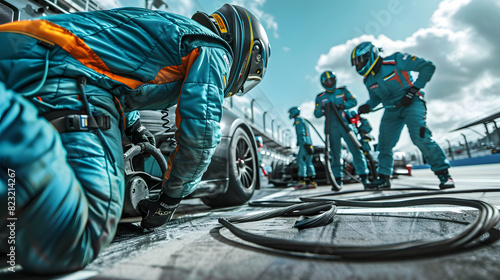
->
<box><xmin>219</xmin><ymin>197</ymin><xmax>500</xmax><ymax>259</ymax></box>
<box><xmin>327</xmin><ymin>102</ymin><xmax>378</xmax><ymax>181</ymax></box>
<box><xmin>303</xmin><ymin>118</ymin><xmax>361</xmax><ymax>183</ymax></box>
<box><xmin>249</xmin><ymin>188</ymin><xmax>500</xmax><ymax>208</ymax></box>
<box><xmin>323</xmin><ymin>105</ymin><xmax>342</xmax><ymax>191</ymax></box>
<box><xmin>139</xmin><ymin>142</ymin><xmax>168</xmax><ymax>177</ymax></box>
<box><xmin>304</xmin><ymin>187</ymin><xmax>500</xmax><ymax>202</ymax></box>
<box><xmin>302</xmin><ymin>118</ymin><xmax>325</xmax><ymax>144</ymax></box>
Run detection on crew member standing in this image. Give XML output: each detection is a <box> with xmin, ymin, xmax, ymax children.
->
<box><xmin>289</xmin><ymin>106</ymin><xmax>317</xmax><ymax>189</ymax></box>
<box><xmin>314</xmin><ymin>71</ymin><xmax>369</xmax><ymax>189</ymax></box>
<box><xmin>351</xmin><ymin>41</ymin><xmax>454</xmax><ymax>189</ymax></box>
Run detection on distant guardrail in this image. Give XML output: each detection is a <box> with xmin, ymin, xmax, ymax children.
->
<box><xmin>413</xmin><ymin>153</ymin><xmax>500</xmax><ymax>169</ymax></box>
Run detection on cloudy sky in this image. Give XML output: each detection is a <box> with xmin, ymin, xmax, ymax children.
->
<box><xmin>103</xmin><ymin>0</ymin><xmax>500</xmax><ymax>157</ymax></box>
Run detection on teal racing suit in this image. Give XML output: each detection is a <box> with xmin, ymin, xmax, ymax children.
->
<box><xmin>293</xmin><ymin>116</ymin><xmax>316</xmax><ymax>178</ymax></box>
<box><xmin>314</xmin><ymin>87</ymin><xmax>368</xmax><ymax>179</ymax></box>
<box><xmin>362</xmin><ymin>52</ymin><xmax>450</xmax><ymax>175</ymax></box>
<box><xmin>0</xmin><ymin>7</ymin><xmax>231</xmax><ymax>273</ymax></box>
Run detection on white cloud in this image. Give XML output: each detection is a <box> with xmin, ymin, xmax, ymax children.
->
<box><xmin>430</xmin><ymin>0</ymin><xmax>471</xmax><ymax>28</ymax></box>
<box><xmin>314</xmin><ymin>0</ymin><xmax>500</xmax><ymax>154</ymax></box>
<box><xmin>231</xmin><ymin>0</ymin><xmax>279</xmax><ymax>38</ymax></box>
<box><xmin>99</xmin><ymin>0</ymin><xmax>122</xmax><ymax>9</ymax></box>
<box><xmin>159</xmin><ymin>0</ymin><xmax>194</xmax><ymax>17</ymax></box>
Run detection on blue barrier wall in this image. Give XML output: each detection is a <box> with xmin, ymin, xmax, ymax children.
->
<box><xmin>412</xmin><ymin>153</ymin><xmax>500</xmax><ymax>169</ymax></box>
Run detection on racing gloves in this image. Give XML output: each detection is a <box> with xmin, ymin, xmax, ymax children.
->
<box><xmin>401</xmin><ymin>86</ymin><xmax>419</xmax><ymax>106</ymax></box>
<box><xmin>138</xmin><ymin>192</ymin><xmax>181</xmax><ymax>229</ymax></box>
<box><xmin>126</xmin><ymin>119</ymin><xmax>156</xmax><ymax>146</ymax></box>
<box><xmin>303</xmin><ymin>144</ymin><xmax>314</xmax><ymax>155</ymax></box>
<box><xmin>358</xmin><ymin>104</ymin><xmax>371</xmax><ymax>114</ymax></box>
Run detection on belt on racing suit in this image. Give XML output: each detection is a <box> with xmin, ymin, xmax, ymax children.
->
<box><xmin>42</xmin><ymin>110</ymin><xmax>110</xmax><ymax>133</ymax></box>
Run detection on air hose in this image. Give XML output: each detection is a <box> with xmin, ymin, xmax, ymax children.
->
<box><xmin>327</xmin><ymin>102</ymin><xmax>378</xmax><ymax>182</ymax></box>
<box><xmin>306</xmin><ymin>187</ymin><xmax>500</xmax><ymax>202</ymax></box>
<box><xmin>22</xmin><ymin>46</ymin><xmax>51</xmax><ymax>97</ymax></box>
<box><xmin>219</xmin><ymin>193</ymin><xmax>500</xmax><ymax>260</ymax></box>
<box><xmin>302</xmin><ymin>117</ymin><xmax>342</xmax><ymax>189</ymax></box>
<box><xmin>302</xmin><ymin>112</ymin><xmax>363</xmax><ymax>187</ymax></box>
<box><xmin>302</xmin><ymin>118</ymin><xmax>325</xmax><ymax>144</ymax></box>
<box><xmin>323</xmin><ymin>105</ymin><xmax>342</xmax><ymax>191</ymax></box>
<box><xmin>77</xmin><ymin>76</ymin><xmax>117</xmax><ymax>164</ymax></box>
<box><xmin>222</xmin><ymin>198</ymin><xmax>499</xmax><ymax>259</ymax></box>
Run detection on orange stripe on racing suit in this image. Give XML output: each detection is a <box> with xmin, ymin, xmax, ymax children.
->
<box><xmin>400</xmin><ymin>70</ymin><xmax>422</xmax><ymax>96</ymax></box>
<box><xmin>388</xmin><ymin>71</ymin><xmax>404</xmax><ymax>87</ymax></box>
<box><xmin>163</xmin><ymin>48</ymin><xmax>201</xmax><ymax>185</ymax></box>
<box><xmin>0</xmin><ymin>20</ymin><xmax>187</xmax><ymax>88</ymax></box>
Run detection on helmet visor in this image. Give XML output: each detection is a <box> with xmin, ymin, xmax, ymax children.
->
<box><xmin>235</xmin><ymin>41</ymin><xmax>267</xmax><ymax>96</ymax></box>
<box><xmin>321</xmin><ymin>77</ymin><xmax>336</xmax><ymax>89</ymax></box>
<box><xmin>351</xmin><ymin>52</ymin><xmax>370</xmax><ymax>69</ymax></box>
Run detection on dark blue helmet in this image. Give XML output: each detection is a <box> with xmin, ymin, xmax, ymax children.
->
<box><xmin>320</xmin><ymin>70</ymin><xmax>336</xmax><ymax>91</ymax></box>
<box><xmin>351</xmin><ymin>42</ymin><xmax>380</xmax><ymax>76</ymax></box>
<box><xmin>193</xmin><ymin>4</ymin><xmax>271</xmax><ymax>97</ymax></box>
<box><xmin>288</xmin><ymin>106</ymin><xmax>300</xmax><ymax>119</ymax></box>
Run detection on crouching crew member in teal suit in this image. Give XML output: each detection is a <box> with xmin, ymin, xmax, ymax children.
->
<box><xmin>0</xmin><ymin>4</ymin><xmax>270</xmax><ymax>274</ymax></box>
<box><xmin>314</xmin><ymin>71</ymin><xmax>369</xmax><ymax>189</ymax></box>
<box><xmin>289</xmin><ymin>106</ymin><xmax>317</xmax><ymax>189</ymax></box>
<box><xmin>351</xmin><ymin>41</ymin><xmax>454</xmax><ymax>190</ymax></box>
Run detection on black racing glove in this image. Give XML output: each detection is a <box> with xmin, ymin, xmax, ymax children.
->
<box><xmin>303</xmin><ymin>143</ymin><xmax>314</xmax><ymax>155</ymax></box>
<box><xmin>401</xmin><ymin>86</ymin><xmax>419</xmax><ymax>106</ymax></box>
<box><xmin>126</xmin><ymin>119</ymin><xmax>156</xmax><ymax>146</ymax></box>
<box><xmin>335</xmin><ymin>103</ymin><xmax>345</xmax><ymax>110</ymax></box>
<box><xmin>358</xmin><ymin>104</ymin><xmax>371</xmax><ymax>114</ymax></box>
<box><xmin>138</xmin><ymin>192</ymin><xmax>181</xmax><ymax>229</ymax></box>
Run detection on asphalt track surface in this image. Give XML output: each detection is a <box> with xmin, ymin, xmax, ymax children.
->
<box><xmin>2</xmin><ymin>163</ymin><xmax>500</xmax><ymax>280</ymax></box>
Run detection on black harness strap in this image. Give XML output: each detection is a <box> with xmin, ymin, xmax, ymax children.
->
<box><xmin>42</xmin><ymin>110</ymin><xmax>110</xmax><ymax>133</ymax></box>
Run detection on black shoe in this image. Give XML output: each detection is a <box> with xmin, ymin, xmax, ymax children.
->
<box><xmin>435</xmin><ymin>169</ymin><xmax>455</xmax><ymax>189</ymax></box>
<box><xmin>368</xmin><ymin>174</ymin><xmax>391</xmax><ymax>189</ymax></box>
<box><xmin>360</xmin><ymin>174</ymin><xmax>375</xmax><ymax>190</ymax></box>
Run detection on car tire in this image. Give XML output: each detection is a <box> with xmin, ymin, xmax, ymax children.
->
<box><xmin>201</xmin><ymin>127</ymin><xmax>257</xmax><ymax>207</ymax></box>
<box><xmin>269</xmin><ymin>160</ymin><xmax>289</xmax><ymax>187</ymax></box>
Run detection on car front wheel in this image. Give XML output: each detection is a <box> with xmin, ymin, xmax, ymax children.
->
<box><xmin>201</xmin><ymin>127</ymin><xmax>257</xmax><ymax>207</ymax></box>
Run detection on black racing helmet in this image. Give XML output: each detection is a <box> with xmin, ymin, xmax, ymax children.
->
<box><xmin>193</xmin><ymin>4</ymin><xmax>271</xmax><ymax>97</ymax></box>
<box><xmin>288</xmin><ymin>106</ymin><xmax>300</xmax><ymax>119</ymax></box>
<box><xmin>320</xmin><ymin>70</ymin><xmax>336</xmax><ymax>91</ymax></box>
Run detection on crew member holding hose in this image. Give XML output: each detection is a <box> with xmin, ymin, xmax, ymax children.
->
<box><xmin>314</xmin><ymin>71</ymin><xmax>370</xmax><ymax>189</ymax></box>
<box><xmin>351</xmin><ymin>41</ymin><xmax>454</xmax><ymax>189</ymax></box>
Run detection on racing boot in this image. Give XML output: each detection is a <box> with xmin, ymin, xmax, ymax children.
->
<box><xmin>360</xmin><ymin>174</ymin><xmax>374</xmax><ymax>190</ymax></box>
<box><xmin>294</xmin><ymin>179</ymin><xmax>307</xmax><ymax>190</ymax></box>
<box><xmin>435</xmin><ymin>169</ymin><xmax>455</xmax><ymax>189</ymax></box>
<box><xmin>369</xmin><ymin>174</ymin><xmax>391</xmax><ymax>189</ymax></box>
<box><xmin>331</xmin><ymin>177</ymin><xmax>343</xmax><ymax>191</ymax></box>
<box><xmin>306</xmin><ymin>181</ymin><xmax>318</xmax><ymax>189</ymax></box>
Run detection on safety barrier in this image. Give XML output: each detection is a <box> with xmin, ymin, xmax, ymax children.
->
<box><xmin>412</xmin><ymin>153</ymin><xmax>500</xmax><ymax>169</ymax></box>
